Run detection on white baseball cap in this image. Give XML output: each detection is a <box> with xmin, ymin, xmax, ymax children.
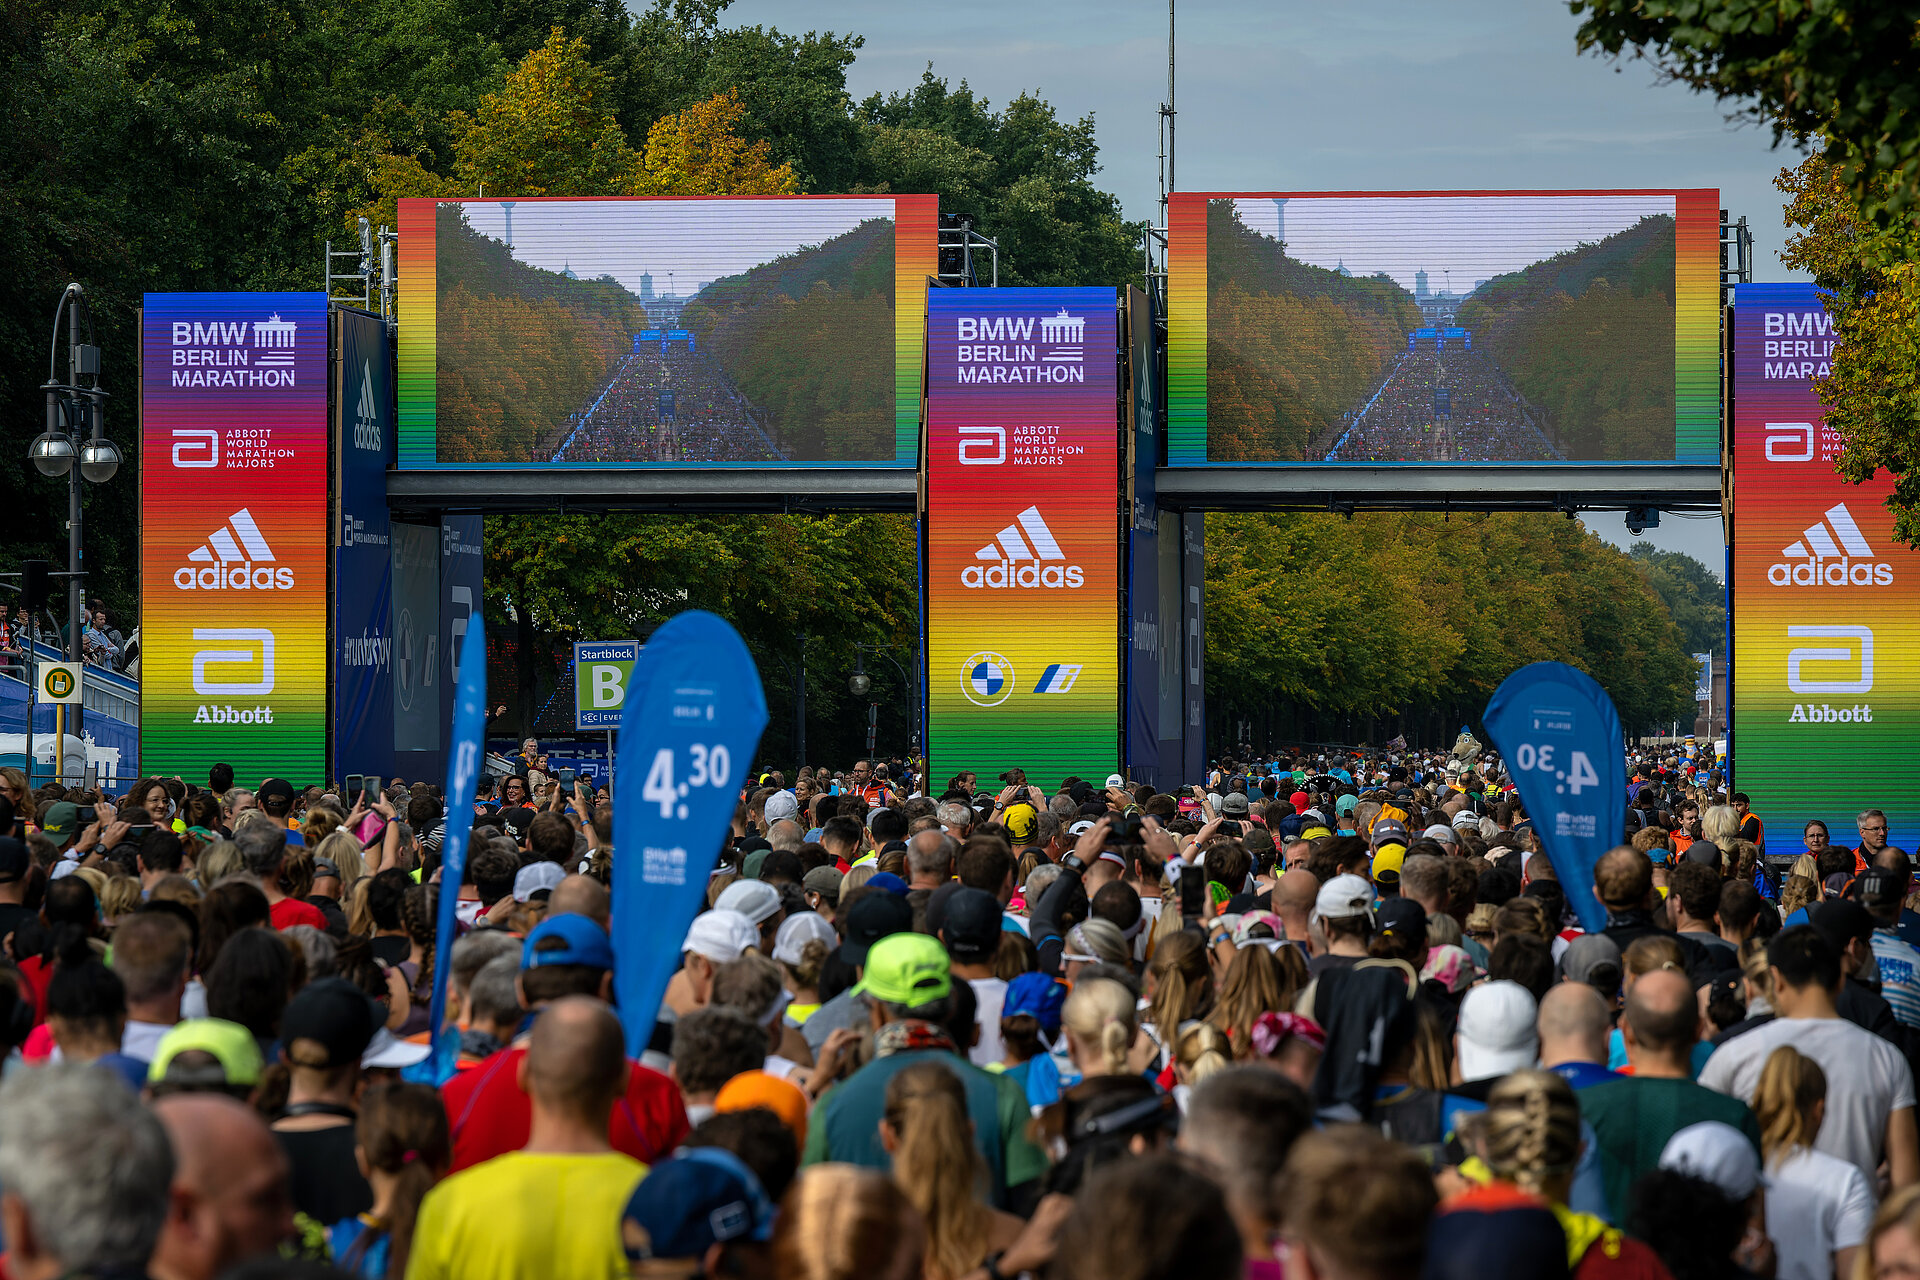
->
<box><xmin>1105</xmin><ymin>774</ymin><xmax>1126</xmax><ymax>790</ymax></box>
<box><xmin>1660</xmin><ymin>1122</ymin><xmax>1769</xmax><ymax>1199</ymax></box>
<box><xmin>513</xmin><ymin>861</ymin><xmax>566</xmax><ymax>902</ymax></box>
<box><xmin>1456</xmin><ymin>980</ymin><xmax>1539</xmax><ymax>1081</ymax></box>
<box><xmin>715</xmin><ymin>878</ymin><xmax>782</xmax><ymax>925</ymax></box>
<box><xmin>772</xmin><ymin>911</ymin><xmax>837</xmax><ymax>967</ymax></box>
<box><xmin>1312</xmin><ymin>873</ymin><xmax>1373</xmax><ymax>922</ymax></box>
<box><xmin>683</xmin><ymin>909</ymin><xmax>759</xmax><ymax>964</ymax></box>
<box><xmin>763</xmin><ymin>790</ymin><xmax>800</xmax><ymax>824</ymax></box>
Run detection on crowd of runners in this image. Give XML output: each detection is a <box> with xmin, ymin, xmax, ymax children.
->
<box><xmin>1323</xmin><ymin>351</ymin><xmax>1562</xmax><ymax>463</ymax></box>
<box><xmin>0</xmin><ymin>744</ymin><xmax>1915</xmax><ymax>1280</ymax></box>
<box><xmin>549</xmin><ymin>346</ymin><xmax>782</xmax><ymax>464</ymax></box>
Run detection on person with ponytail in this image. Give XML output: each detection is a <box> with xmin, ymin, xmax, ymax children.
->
<box><xmin>1141</xmin><ymin>930</ymin><xmax>1213</xmax><ymax>1075</ymax></box>
<box><xmin>330</xmin><ymin>1081</ymin><xmax>451</xmax><ymax>1278</ymax></box>
<box><xmin>1438</xmin><ymin>1069</ymin><xmax>1670</xmax><ymax>1280</ymax></box>
<box><xmin>45</xmin><ymin>923</ymin><xmax>148</xmax><ymax>1090</ymax></box>
<box><xmin>397</xmin><ymin>883</ymin><xmax>436</xmax><ymax>1037</ymax></box>
<box><xmin>1171</xmin><ymin>1021</ymin><xmax>1231</xmax><ymax>1106</ymax></box>
<box><xmin>1751</xmin><ymin>1045</ymin><xmax>1875</xmax><ymax>1280</ymax></box>
<box><xmin>1060</xmin><ymin>978</ymin><xmax>1138</xmax><ymax>1082</ymax></box>
<box><xmin>881</xmin><ymin>1061</ymin><xmax>1025</xmax><ymax>1280</ymax></box>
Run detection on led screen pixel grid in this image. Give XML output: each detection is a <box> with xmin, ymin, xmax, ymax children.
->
<box><xmin>1167</xmin><ymin>190</ymin><xmax>1720</xmax><ymax>466</ymax></box>
<box><xmin>396</xmin><ymin>196</ymin><xmax>936</xmax><ymax>469</ymax></box>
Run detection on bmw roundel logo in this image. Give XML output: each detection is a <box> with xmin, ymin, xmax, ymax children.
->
<box><xmin>961</xmin><ymin>651</ymin><xmax>1015</xmax><ymax>708</ymax></box>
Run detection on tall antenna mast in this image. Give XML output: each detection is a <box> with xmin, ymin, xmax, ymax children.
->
<box><xmin>1160</xmin><ymin>0</ymin><xmax>1176</xmax><ymax>228</ymax></box>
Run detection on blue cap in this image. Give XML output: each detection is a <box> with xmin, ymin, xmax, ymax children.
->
<box><xmin>1003</xmin><ymin>971</ymin><xmax>1068</xmax><ymax>1036</ymax></box>
<box><xmin>522</xmin><ymin>913</ymin><xmax>615</xmax><ymax>971</ymax></box>
<box><xmin>622</xmin><ymin>1148</ymin><xmax>775</xmax><ymax>1261</ymax></box>
<box><xmin>865</xmin><ymin>872</ymin><xmax>910</xmax><ymax>897</ymax></box>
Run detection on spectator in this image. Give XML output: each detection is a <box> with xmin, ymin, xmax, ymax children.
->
<box><xmin>327</xmin><ymin>1082</ymin><xmax>449</xmax><ymax>1278</ymax></box>
<box><xmin>439</xmin><ymin>914</ymin><xmax>687</xmax><ymax>1172</ymax></box>
<box><xmin>1580</xmin><ymin>966</ymin><xmax>1761</xmax><ymax>1219</ymax></box>
<box><xmin>801</xmin><ymin>932</ymin><xmax>1045</xmax><ymax>1208</ymax></box>
<box><xmin>0</xmin><ymin>1063</ymin><xmax>174</xmax><ymax>1279</ymax></box>
<box><xmin>409</xmin><ymin>998</ymin><xmax>646</xmax><ymax>1279</ymax></box>
<box><xmin>150</xmin><ymin>1093</ymin><xmax>294</xmax><ymax>1280</ymax></box>
<box><xmin>1699</xmin><ymin>925</ymin><xmax>1918</xmax><ymax>1187</ymax></box>
<box><xmin>1750</xmin><ymin>1044</ymin><xmax>1875</xmax><ymax>1280</ymax></box>
<box><xmin>270</xmin><ymin>977</ymin><xmax>380</xmax><ymax>1228</ymax></box>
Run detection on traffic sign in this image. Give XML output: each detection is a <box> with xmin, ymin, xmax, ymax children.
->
<box><xmin>575</xmin><ymin>641</ymin><xmax>641</xmax><ymax>730</ymax></box>
<box><xmin>38</xmin><ymin>662</ymin><xmax>82</xmax><ymax>705</ymax></box>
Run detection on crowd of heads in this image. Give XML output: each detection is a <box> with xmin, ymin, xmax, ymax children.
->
<box><xmin>552</xmin><ymin>346</ymin><xmax>780</xmax><ymax>464</ymax></box>
<box><xmin>1324</xmin><ymin>350</ymin><xmax>1559</xmax><ymax>462</ymax></box>
<box><xmin>0</xmin><ymin>739</ymin><xmax>1915</xmax><ymax>1280</ymax></box>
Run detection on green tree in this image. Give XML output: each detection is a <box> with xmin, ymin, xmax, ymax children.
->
<box><xmin>1777</xmin><ymin>155</ymin><xmax>1920</xmax><ymax>542</ymax></box>
<box><xmin>1567</xmin><ymin>0</ymin><xmax>1920</xmax><ymax>229</ymax></box>
<box><xmin>1627</xmin><ymin>543</ymin><xmax>1726</xmax><ymax>655</ymax></box>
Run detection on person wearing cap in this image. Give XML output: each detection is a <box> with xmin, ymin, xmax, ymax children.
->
<box><xmin>1307</xmin><ymin>873</ymin><xmax>1373</xmax><ymax>976</ymax></box>
<box><xmin>1864</xmin><ymin>867</ymin><xmax>1920</xmax><ymax>1030</ymax></box>
<box><xmin>151</xmin><ymin>1090</ymin><xmax>298</xmax><ymax>1280</ymax></box>
<box><xmin>772</xmin><ymin>912</ymin><xmax>837</xmax><ymax>1028</ymax></box>
<box><xmin>663</xmin><ymin>909</ymin><xmax>761</xmax><ymax>1027</ymax></box>
<box><xmin>802</xmin><ymin>933</ymin><xmax>1046</xmax><ymax>1209</ymax></box>
<box><xmin>800</xmin><ymin>892</ymin><xmax>914</xmax><ymax>1056</ymax></box>
<box><xmin>620</xmin><ymin>1146</ymin><xmax>776</xmax><ymax>1280</ymax></box>
<box><xmin>1581</xmin><ymin>967</ymin><xmax>1763</xmax><ymax>1220</ymax></box>
<box><xmin>413</xmin><ymin>997</ymin><xmax>646</xmax><ymax>1280</ymax></box>
<box><xmin>715</xmin><ymin>879</ymin><xmax>785</xmax><ymax>955</ymax></box>
<box><xmin>270</xmin><ymin>977</ymin><xmax>382</xmax><ymax>1229</ymax></box>
<box><xmin>940</xmin><ymin>887</ymin><xmax>1010</xmax><ymax>1068</ymax></box>
<box><xmin>440</xmin><ymin>914</ymin><xmax>690</xmax><ymax>1174</ymax></box>
<box><xmin>256</xmin><ymin>779</ymin><xmax>304</xmax><ymax>845</ymax></box>
<box><xmin>148</xmin><ymin>1018</ymin><xmax>266</xmax><ymax>1099</ymax></box>
<box><xmin>800</xmin><ymin>865</ymin><xmax>843</xmax><ymax>925</ymax></box>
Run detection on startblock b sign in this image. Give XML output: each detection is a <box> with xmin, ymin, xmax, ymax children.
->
<box><xmin>576</xmin><ymin>641</ymin><xmax>641</xmax><ymax>729</ymax></box>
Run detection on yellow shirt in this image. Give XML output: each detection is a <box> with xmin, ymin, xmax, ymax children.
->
<box><xmin>405</xmin><ymin>1150</ymin><xmax>645</xmax><ymax>1280</ymax></box>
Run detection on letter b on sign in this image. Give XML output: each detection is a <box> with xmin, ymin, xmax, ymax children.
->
<box><xmin>592</xmin><ymin>665</ymin><xmax>624</xmax><ymax>707</ymax></box>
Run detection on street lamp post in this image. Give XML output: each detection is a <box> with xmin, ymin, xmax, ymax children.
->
<box><xmin>848</xmin><ymin>644</ymin><xmax>919</xmax><ymax>760</ymax></box>
<box><xmin>29</xmin><ymin>283</ymin><xmax>120</xmax><ymax>784</ymax></box>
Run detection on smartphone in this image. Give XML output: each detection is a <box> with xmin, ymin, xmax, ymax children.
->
<box><xmin>367</xmin><ymin>776</ymin><xmax>384</xmax><ymax>802</ymax></box>
<box><xmin>555</xmin><ymin>768</ymin><xmax>577</xmax><ymax>788</ymax></box>
<box><xmin>345</xmin><ymin>774</ymin><xmax>365</xmax><ymax>806</ymax></box>
<box><xmin>125</xmin><ymin>823</ymin><xmax>157</xmax><ymax>842</ymax></box>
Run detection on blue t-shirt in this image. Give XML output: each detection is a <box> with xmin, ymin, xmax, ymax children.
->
<box><xmin>93</xmin><ymin>1053</ymin><xmax>149</xmax><ymax>1093</ymax></box>
<box><xmin>329</xmin><ymin>1217</ymin><xmax>392</xmax><ymax>1278</ymax></box>
<box><xmin>1606</xmin><ymin>1028</ymin><xmax>1714</xmax><ymax>1077</ymax></box>
<box><xmin>1550</xmin><ymin>1060</ymin><xmax>1622</xmax><ymax>1090</ymax></box>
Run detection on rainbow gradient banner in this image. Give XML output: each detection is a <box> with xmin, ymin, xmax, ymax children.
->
<box><xmin>1731</xmin><ymin>283</ymin><xmax>1920</xmax><ymax>854</ymax></box>
<box><xmin>396</xmin><ymin>196</ymin><xmax>937</xmax><ymax>470</ymax></box>
<box><xmin>925</xmin><ymin>288</ymin><xmax>1119</xmax><ymax>790</ymax></box>
<box><xmin>1166</xmin><ymin>190</ymin><xmax>1720</xmax><ymax>466</ymax></box>
<box><xmin>140</xmin><ymin>293</ymin><xmax>329</xmax><ymax>784</ymax></box>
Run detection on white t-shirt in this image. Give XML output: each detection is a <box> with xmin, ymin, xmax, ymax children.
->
<box><xmin>969</xmin><ymin>977</ymin><xmax>1008</xmax><ymax>1068</ymax></box>
<box><xmin>1134</xmin><ymin>897</ymin><xmax>1163</xmax><ymax>962</ymax></box>
<box><xmin>1700</xmin><ymin>1016</ymin><xmax>1915</xmax><ymax>1181</ymax></box>
<box><xmin>1766</xmin><ymin>1145</ymin><xmax>1875</xmax><ymax>1280</ymax></box>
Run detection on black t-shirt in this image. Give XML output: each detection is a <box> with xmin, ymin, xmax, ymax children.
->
<box><xmin>370</xmin><ymin>934</ymin><xmax>411</xmax><ymax>966</ymax></box>
<box><xmin>276</xmin><ymin>1122</ymin><xmax>372</xmax><ymax>1223</ymax></box>
<box><xmin>0</xmin><ymin>902</ymin><xmax>41</xmax><ymax>959</ymax></box>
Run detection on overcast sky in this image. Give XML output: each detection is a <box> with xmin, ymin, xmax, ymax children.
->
<box><xmin>459</xmin><ymin>198</ymin><xmax>893</xmax><ymax>297</ymax></box>
<box><xmin>723</xmin><ymin>0</ymin><xmax>1783</xmax><ymax>568</ymax></box>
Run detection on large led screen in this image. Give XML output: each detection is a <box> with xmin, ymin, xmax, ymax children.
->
<box><xmin>396</xmin><ymin>196</ymin><xmax>937</xmax><ymax>469</ymax></box>
<box><xmin>925</xmin><ymin>288</ymin><xmax>1120</xmax><ymax>790</ymax></box>
<box><xmin>1166</xmin><ymin>190</ymin><xmax>1720</xmax><ymax>465</ymax></box>
<box><xmin>1730</xmin><ymin>283</ymin><xmax>1920</xmax><ymax>853</ymax></box>
<box><xmin>140</xmin><ymin>293</ymin><xmax>329</xmax><ymax>782</ymax></box>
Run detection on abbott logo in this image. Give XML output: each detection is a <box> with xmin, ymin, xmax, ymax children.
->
<box><xmin>192</xmin><ymin>628</ymin><xmax>275</xmax><ymax>696</ymax></box>
<box><xmin>1764</xmin><ymin>423</ymin><xmax>1815</xmax><ymax>462</ymax></box>
<box><xmin>963</xmin><ymin>506</ymin><xmax>1084</xmax><ymax>589</ymax></box>
<box><xmin>172</xmin><ymin>429</ymin><xmax>219</xmax><ymax>468</ymax></box>
<box><xmin>1770</xmin><ymin>503</ymin><xmax>1892</xmax><ymax>586</ymax></box>
<box><xmin>175</xmin><ymin>510</ymin><xmax>294</xmax><ymax>590</ymax></box>
<box><xmin>959</xmin><ymin>425</ymin><xmax>1005</xmax><ymax>465</ymax></box>
<box><xmin>1787</xmin><ymin>625</ymin><xmax>1873</xmax><ymax>694</ymax></box>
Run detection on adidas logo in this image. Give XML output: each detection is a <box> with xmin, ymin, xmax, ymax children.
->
<box><xmin>173</xmin><ymin>509</ymin><xmax>295</xmax><ymax>590</ymax></box>
<box><xmin>352</xmin><ymin>361</ymin><xmax>382</xmax><ymax>452</ymax></box>
<box><xmin>1769</xmin><ymin>503</ymin><xmax>1892</xmax><ymax>587</ymax></box>
<box><xmin>962</xmin><ymin>506</ymin><xmax>1085</xmax><ymax>589</ymax></box>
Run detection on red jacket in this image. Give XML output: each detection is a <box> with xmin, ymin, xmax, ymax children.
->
<box><xmin>439</xmin><ymin>1045</ymin><xmax>689</xmax><ymax>1172</ymax></box>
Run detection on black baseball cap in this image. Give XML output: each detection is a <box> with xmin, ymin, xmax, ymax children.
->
<box><xmin>941</xmin><ymin>888</ymin><xmax>1003</xmax><ymax>962</ymax></box>
<box><xmin>0</xmin><ymin>837</ymin><xmax>28</xmax><ymax>884</ymax></box>
<box><xmin>279</xmin><ymin>977</ymin><xmax>381</xmax><ymax>1068</ymax></box>
<box><xmin>838</xmin><ymin>892</ymin><xmax>913</xmax><ymax>967</ymax></box>
<box><xmin>499</xmin><ymin>806</ymin><xmax>535</xmax><ymax>841</ymax></box>
<box><xmin>1858</xmin><ymin>867</ymin><xmax>1905</xmax><ymax>907</ymax></box>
